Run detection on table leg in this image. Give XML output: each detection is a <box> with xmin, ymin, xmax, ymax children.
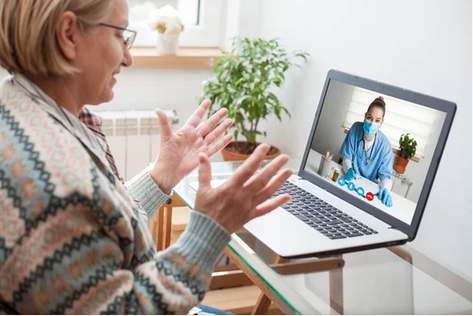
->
<box><xmin>251</xmin><ymin>292</ymin><xmax>273</xmax><ymax>315</ymax></box>
<box><xmin>224</xmin><ymin>248</ymin><xmax>296</xmax><ymax>315</ymax></box>
<box><xmin>223</xmin><ymin>245</ymin><xmax>345</xmax><ymax>315</ymax></box>
<box><xmin>329</xmin><ymin>255</ymin><xmax>344</xmax><ymax>314</ymax></box>
<box><xmin>251</xmin><ymin>256</ymin><xmax>290</xmax><ymax>315</ymax></box>
<box><xmin>163</xmin><ymin>204</ymin><xmax>173</xmax><ymax>249</ymax></box>
<box><xmin>156</xmin><ymin>206</ymin><xmax>165</xmax><ymax>251</ymax></box>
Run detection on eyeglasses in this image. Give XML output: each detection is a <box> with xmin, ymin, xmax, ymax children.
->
<box><xmin>98</xmin><ymin>23</ymin><xmax>137</xmax><ymax>50</ymax></box>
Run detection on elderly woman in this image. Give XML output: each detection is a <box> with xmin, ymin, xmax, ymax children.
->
<box><xmin>0</xmin><ymin>0</ymin><xmax>292</xmax><ymax>314</ymax></box>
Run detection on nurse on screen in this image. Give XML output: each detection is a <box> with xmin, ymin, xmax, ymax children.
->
<box><xmin>339</xmin><ymin>97</ymin><xmax>394</xmax><ymax>207</ymax></box>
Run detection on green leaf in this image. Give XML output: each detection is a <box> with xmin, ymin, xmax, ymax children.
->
<box><xmin>296</xmin><ymin>53</ymin><xmax>309</xmax><ymax>61</ymax></box>
<box><xmin>282</xmin><ymin>107</ymin><xmax>291</xmax><ymax>118</ymax></box>
<box><xmin>235</xmin><ymin>95</ymin><xmax>251</xmax><ymax>107</ymax></box>
<box><xmin>233</xmin><ymin>129</ymin><xmax>239</xmax><ymax>142</ymax></box>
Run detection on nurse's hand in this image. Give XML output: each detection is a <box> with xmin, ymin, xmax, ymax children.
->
<box><xmin>378</xmin><ymin>188</ymin><xmax>393</xmax><ymax>207</ymax></box>
<box><xmin>345</xmin><ymin>168</ymin><xmax>357</xmax><ymax>181</ymax></box>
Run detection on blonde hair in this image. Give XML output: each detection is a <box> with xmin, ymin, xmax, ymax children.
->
<box><xmin>0</xmin><ymin>0</ymin><xmax>114</xmax><ymax>77</ymax></box>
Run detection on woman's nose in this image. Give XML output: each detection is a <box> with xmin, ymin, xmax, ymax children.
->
<box><xmin>122</xmin><ymin>48</ymin><xmax>133</xmax><ymax>68</ymax></box>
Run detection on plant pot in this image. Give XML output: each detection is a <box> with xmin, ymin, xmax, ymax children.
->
<box><xmin>221</xmin><ymin>141</ymin><xmax>281</xmax><ymax>161</ymax></box>
<box><xmin>393</xmin><ymin>155</ymin><xmax>409</xmax><ymax>174</ymax></box>
<box><xmin>156</xmin><ymin>33</ymin><xmax>179</xmax><ymax>55</ymax></box>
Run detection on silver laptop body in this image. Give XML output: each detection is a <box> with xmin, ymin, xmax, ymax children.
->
<box><xmin>244</xmin><ymin>69</ymin><xmax>456</xmax><ymax>258</ymax></box>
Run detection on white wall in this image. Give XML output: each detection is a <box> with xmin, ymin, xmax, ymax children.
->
<box><xmin>94</xmin><ymin>67</ymin><xmax>212</xmax><ymax>126</ymax></box>
<box><xmin>255</xmin><ymin>0</ymin><xmax>471</xmax><ymax>278</ymax></box>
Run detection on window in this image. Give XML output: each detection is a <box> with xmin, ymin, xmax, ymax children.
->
<box><xmin>128</xmin><ymin>0</ymin><xmax>223</xmax><ymax>47</ymax></box>
<box><xmin>342</xmin><ymin>88</ymin><xmax>445</xmax><ymax>158</ymax></box>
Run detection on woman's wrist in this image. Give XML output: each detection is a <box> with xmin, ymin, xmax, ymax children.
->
<box><xmin>149</xmin><ymin>164</ymin><xmax>175</xmax><ymax>194</ymax></box>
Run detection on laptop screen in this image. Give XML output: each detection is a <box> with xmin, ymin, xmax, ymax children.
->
<box><xmin>300</xmin><ymin>70</ymin><xmax>455</xmax><ymax>239</ymax></box>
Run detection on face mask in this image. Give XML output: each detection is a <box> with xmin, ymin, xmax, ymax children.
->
<box><xmin>363</xmin><ymin>120</ymin><xmax>380</xmax><ymax>137</ymax></box>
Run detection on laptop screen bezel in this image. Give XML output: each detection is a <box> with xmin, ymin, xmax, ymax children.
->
<box><xmin>298</xmin><ymin>69</ymin><xmax>456</xmax><ymax>240</ymax></box>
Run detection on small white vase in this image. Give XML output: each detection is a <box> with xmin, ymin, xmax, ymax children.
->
<box><xmin>156</xmin><ymin>33</ymin><xmax>179</xmax><ymax>56</ymax></box>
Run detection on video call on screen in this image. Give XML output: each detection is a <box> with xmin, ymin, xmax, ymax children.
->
<box><xmin>304</xmin><ymin>80</ymin><xmax>446</xmax><ymax>225</ymax></box>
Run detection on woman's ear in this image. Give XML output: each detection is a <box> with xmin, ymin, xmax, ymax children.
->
<box><xmin>56</xmin><ymin>11</ymin><xmax>79</xmax><ymax>60</ymax></box>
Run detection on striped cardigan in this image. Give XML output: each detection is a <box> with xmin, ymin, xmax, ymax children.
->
<box><xmin>0</xmin><ymin>77</ymin><xmax>230</xmax><ymax>314</ymax></box>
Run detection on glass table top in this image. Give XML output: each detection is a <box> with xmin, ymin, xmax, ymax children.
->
<box><xmin>174</xmin><ymin>160</ymin><xmax>471</xmax><ymax>315</ymax></box>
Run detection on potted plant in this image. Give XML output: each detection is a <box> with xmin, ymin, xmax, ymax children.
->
<box><xmin>199</xmin><ymin>38</ymin><xmax>309</xmax><ymax>161</ymax></box>
<box><xmin>394</xmin><ymin>133</ymin><xmax>417</xmax><ymax>174</ymax></box>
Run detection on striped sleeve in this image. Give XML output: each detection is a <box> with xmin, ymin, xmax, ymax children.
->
<box><xmin>126</xmin><ymin>165</ymin><xmax>171</xmax><ymax>220</ymax></box>
<box><xmin>130</xmin><ymin>211</ymin><xmax>231</xmax><ymax>314</ymax></box>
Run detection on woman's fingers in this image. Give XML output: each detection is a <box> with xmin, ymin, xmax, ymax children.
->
<box><xmin>254</xmin><ymin>194</ymin><xmax>291</xmax><ymax>218</ymax></box>
<box><xmin>207</xmin><ymin>134</ymin><xmax>233</xmax><ymax>157</ymax></box>
<box><xmin>252</xmin><ymin>168</ymin><xmax>293</xmax><ymax>205</ymax></box>
<box><xmin>244</xmin><ymin>154</ymin><xmax>290</xmax><ymax>192</ymax></box>
<box><xmin>198</xmin><ymin>153</ymin><xmax>212</xmax><ymax>188</ymax></box>
<box><xmin>155</xmin><ymin>109</ymin><xmax>173</xmax><ymax>141</ymax></box>
<box><xmin>197</xmin><ymin>108</ymin><xmax>229</xmax><ymax>138</ymax></box>
<box><xmin>195</xmin><ymin>148</ymin><xmax>292</xmax><ymax>234</ymax></box>
<box><xmin>185</xmin><ymin>99</ymin><xmax>212</xmax><ymax>128</ymax></box>
<box><xmin>230</xmin><ymin>144</ymin><xmax>271</xmax><ymax>186</ymax></box>
<box><xmin>203</xmin><ymin>118</ymin><xmax>233</xmax><ymax>146</ymax></box>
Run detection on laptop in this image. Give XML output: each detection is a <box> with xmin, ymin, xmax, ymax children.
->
<box><xmin>240</xmin><ymin>69</ymin><xmax>456</xmax><ymax>258</ymax></box>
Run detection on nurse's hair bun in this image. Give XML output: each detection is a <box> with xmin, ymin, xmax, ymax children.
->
<box><xmin>373</xmin><ymin>96</ymin><xmax>385</xmax><ymax>105</ymax></box>
<box><xmin>368</xmin><ymin>96</ymin><xmax>387</xmax><ymax>116</ymax></box>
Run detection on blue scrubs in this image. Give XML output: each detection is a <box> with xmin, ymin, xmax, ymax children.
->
<box><xmin>339</xmin><ymin>121</ymin><xmax>393</xmax><ymax>183</ymax></box>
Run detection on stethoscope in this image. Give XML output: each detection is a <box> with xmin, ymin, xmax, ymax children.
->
<box><xmin>357</xmin><ymin>134</ymin><xmax>377</xmax><ymax>165</ymax></box>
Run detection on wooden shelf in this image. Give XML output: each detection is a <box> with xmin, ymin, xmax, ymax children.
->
<box><xmin>130</xmin><ymin>47</ymin><xmax>221</xmax><ymax>68</ymax></box>
<box><xmin>0</xmin><ymin>47</ymin><xmax>221</xmax><ymax>70</ymax></box>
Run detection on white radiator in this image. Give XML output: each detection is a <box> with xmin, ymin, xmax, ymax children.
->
<box><xmin>97</xmin><ymin>110</ymin><xmax>179</xmax><ymax>181</ymax></box>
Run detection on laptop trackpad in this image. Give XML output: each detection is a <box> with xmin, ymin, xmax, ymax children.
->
<box><xmin>244</xmin><ymin>207</ymin><xmax>331</xmax><ymax>257</ymax></box>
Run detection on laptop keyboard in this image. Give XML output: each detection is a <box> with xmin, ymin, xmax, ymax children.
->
<box><xmin>273</xmin><ymin>181</ymin><xmax>378</xmax><ymax>240</ymax></box>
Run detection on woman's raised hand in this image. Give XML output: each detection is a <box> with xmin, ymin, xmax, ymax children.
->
<box><xmin>150</xmin><ymin>99</ymin><xmax>233</xmax><ymax>193</ymax></box>
<box><xmin>194</xmin><ymin>144</ymin><xmax>292</xmax><ymax>234</ymax></box>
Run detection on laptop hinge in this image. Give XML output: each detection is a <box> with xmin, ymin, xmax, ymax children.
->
<box><xmin>388</xmin><ymin>226</ymin><xmax>412</xmax><ymax>241</ymax></box>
